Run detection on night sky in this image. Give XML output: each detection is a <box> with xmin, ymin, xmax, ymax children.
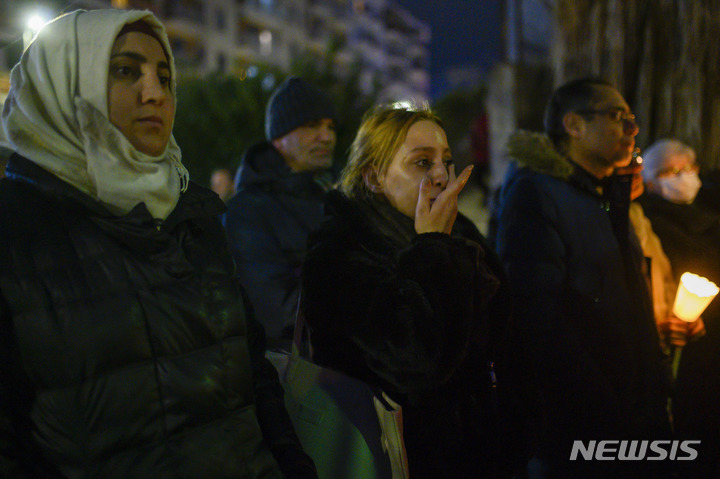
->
<box><xmin>395</xmin><ymin>0</ymin><xmax>503</xmax><ymax>99</ymax></box>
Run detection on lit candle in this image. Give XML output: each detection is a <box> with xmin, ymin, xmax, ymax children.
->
<box><xmin>672</xmin><ymin>272</ymin><xmax>719</xmax><ymax>322</ymax></box>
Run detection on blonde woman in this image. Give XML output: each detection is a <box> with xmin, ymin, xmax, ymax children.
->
<box><xmin>301</xmin><ymin>104</ymin><xmax>518</xmax><ymax>478</ymax></box>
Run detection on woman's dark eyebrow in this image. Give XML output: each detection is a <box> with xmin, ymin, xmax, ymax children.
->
<box><xmin>410</xmin><ymin>146</ymin><xmax>437</xmax><ymax>154</ymax></box>
<box><xmin>110</xmin><ymin>51</ymin><xmax>146</xmax><ymax>62</ymax></box>
<box><xmin>110</xmin><ymin>51</ymin><xmax>170</xmax><ymax>70</ymax></box>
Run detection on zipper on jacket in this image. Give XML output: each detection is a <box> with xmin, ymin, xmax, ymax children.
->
<box><xmin>488</xmin><ymin>361</ymin><xmax>497</xmax><ymax>389</ymax></box>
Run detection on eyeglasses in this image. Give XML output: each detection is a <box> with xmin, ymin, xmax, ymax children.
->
<box><xmin>575</xmin><ymin>109</ymin><xmax>638</xmax><ymax>128</ymax></box>
<box><xmin>657</xmin><ymin>164</ymin><xmax>700</xmax><ymax>177</ymax></box>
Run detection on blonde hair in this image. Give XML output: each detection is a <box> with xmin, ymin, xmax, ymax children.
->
<box><xmin>340</xmin><ymin>103</ymin><xmax>442</xmax><ymax>200</ymax></box>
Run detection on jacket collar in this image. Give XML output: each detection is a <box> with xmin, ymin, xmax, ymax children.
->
<box><xmin>6</xmin><ymin>153</ymin><xmax>224</xmax><ymax>229</ymax></box>
<box><xmin>641</xmin><ymin>192</ymin><xmax>720</xmax><ymax>234</ymax></box>
<box><xmin>506</xmin><ymin>130</ymin><xmax>574</xmax><ymax>180</ymax></box>
<box><xmin>507</xmin><ymin>130</ymin><xmax>612</xmax><ymax>198</ymax></box>
<box><xmin>236</xmin><ymin>141</ymin><xmax>333</xmax><ymax>198</ymax></box>
<box><xmin>320</xmin><ymin>190</ymin><xmax>476</xmax><ymax>248</ymax></box>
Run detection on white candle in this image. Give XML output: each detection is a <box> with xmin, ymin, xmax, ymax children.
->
<box><xmin>672</xmin><ymin>272</ymin><xmax>719</xmax><ymax>322</ymax></box>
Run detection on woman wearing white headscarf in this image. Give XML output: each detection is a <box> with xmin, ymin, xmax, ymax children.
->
<box><xmin>0</xmin><ymin>9</ymin><xmax>316</xmax><ymax>478</ymax></box>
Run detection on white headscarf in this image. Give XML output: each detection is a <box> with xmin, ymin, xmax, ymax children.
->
<box><xmin>1</xmin><ymin>9</ymin><xmax>188</xmax><ymax>219</ymax></box>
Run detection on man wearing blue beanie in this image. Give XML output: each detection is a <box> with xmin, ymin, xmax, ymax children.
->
<box><xmin>224</xmin><ymin>77</ymin><xmax>337</xmax><ymax>342</ymax></box>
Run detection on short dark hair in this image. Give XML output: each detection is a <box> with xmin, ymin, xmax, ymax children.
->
<box><xmin>543</xmin><ymin>77</ymin><xmax>615</xmax><ymax>149</ymax></box>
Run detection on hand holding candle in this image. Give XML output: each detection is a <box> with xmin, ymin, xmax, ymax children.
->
<box><xmin>670</xmin><ymin>272</ymin><xmax>718</xmax><ymax>379</ymax></box>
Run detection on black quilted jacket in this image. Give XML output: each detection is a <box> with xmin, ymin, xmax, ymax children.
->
<box><xmin>0</xmin><ymin>155</ymin><xmax>315</xmax><ymax>479</ymax></box>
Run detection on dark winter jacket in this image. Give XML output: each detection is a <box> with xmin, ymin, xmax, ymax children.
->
<box><xmin>0</xmin><ymin>154</ymin><xmax>316</xmax><ymax>479</ymax></box>
<box><xmin>638</xmin><ymin>192</ymin><xmax>720</xmax><ymax>291</ymax></box>
<box><xmin>223</xmin><ymin>142</ymin><xmax>331</xmax><ymax>341</ymax></box>
<box><xmin>301</xmin><ymin>190</ymin><xmax>518</xmax><ymax>479</ymax></box>
<box><xmin>696</xmin><ymin>169</ymin><xmax>720</xmax><ymax>213</ymax></box>
<box><xmin>495</xmin><ymin>132</ymin><xmax>671</xmax><ymax>472</ymax></box>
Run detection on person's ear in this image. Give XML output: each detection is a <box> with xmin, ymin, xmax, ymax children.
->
<box><xmin>362</xmin><ymin>167</ymin><xmax>383</xmax><ymax>193</ymax></box>
<box><xmin>563</xmin><ymin>111</ymin><xmax>585</xmax><ymax>139</ymax></box>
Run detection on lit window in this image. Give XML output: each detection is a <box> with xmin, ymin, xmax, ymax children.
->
<box><xmin>259</xmin><ymin>30</ymin><xmax>272</xmax><ymax>55</ymax></box>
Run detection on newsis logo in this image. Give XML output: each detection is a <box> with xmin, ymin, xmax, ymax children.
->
<box><xmin>569</xmin><ymin>440</ymin><xmax>701</xmax><ymax>461</ymax></box>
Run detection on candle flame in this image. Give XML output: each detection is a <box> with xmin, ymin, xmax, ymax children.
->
<box><xmin>680</xmin><ymin>272</ymin><xmax>719</xmax><ymax>297</ymax></box>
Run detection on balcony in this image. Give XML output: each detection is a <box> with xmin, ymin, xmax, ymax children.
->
<box><xmin>165</xmin><ymin>0</ymin><xmax>205</xmax><ymax>24</ymax></box>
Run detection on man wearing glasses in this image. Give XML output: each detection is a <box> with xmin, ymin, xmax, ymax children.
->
<box><xmin>495</xmin><ymin>78</ymin><xmax>672</xmax><ymax>478</ymax></box>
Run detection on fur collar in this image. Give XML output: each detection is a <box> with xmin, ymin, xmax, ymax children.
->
<box><xmin>506</xmin><ymin>130</ymin><xmax>574</xmax><ymax>180</ymax></box>
<box><xmin>314</xmin><ymin>190</ymin><xmax>401</xmax><ymax>255</ymax></box>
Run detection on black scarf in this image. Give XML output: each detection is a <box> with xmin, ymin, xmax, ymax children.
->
<box><xmin>356</xmin><ymin>195</ymin><xmax>417</xmax><ymax>247</ymax></box>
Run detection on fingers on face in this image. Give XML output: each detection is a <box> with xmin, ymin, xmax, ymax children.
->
<box><xmin>421</xmin><ymin>164</ymin><xmax>472</xmax><ymax>214</ymax></box>
<box><xmin>448</xmin><ymin>163</ymin><xmax>457</xmax><ymax>181</ymax></box>
<box><xmin>416</xmin><ymin>176</ymin><xmax>432</xmax><ymax>211</ymax></box>
<box><xmin>419</xmin><ymin>175</ymin><xmax>432</xmax><ymax>196</ymax></box>
<box><xmin>459</xmin><ymin>165</ymin><xmax>473</xmax><ymax>185</ymax></box>
<box><xmin>446</xmin><ymin>165</ymin><xmax>473</xmax><ymax>196</ymax></box>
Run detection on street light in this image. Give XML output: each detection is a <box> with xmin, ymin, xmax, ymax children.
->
<box><xmin>23</xmin><ymin>11</ymin><xmax>51</xmax><ymax>49</ymax></box>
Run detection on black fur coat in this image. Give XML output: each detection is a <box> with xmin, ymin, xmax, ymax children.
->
<box><xmin>301</xmin><ymin>190</ymin><xmax>515</xmax><ymax>478</ymax></box>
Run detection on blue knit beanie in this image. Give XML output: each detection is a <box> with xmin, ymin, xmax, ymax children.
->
<box><xmin>265</xmin><ymin>77</ymin><xmax>337</xmax><ymax>140</ymax></box>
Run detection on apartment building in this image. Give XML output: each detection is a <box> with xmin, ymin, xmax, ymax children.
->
<box><xmin>163</xmin><ymin>0</ymin><xmax>430</xmax><ymax>102</ymax></box>
<box><xmin>0</xmin><ymin>0</ymin><xmax>429</xmax><ymax>102</ymax></box>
